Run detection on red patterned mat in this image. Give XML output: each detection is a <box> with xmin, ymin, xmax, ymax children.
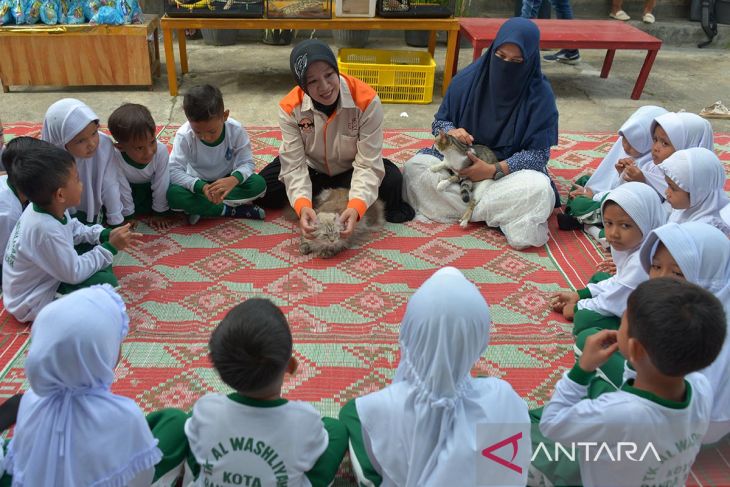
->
<box><xmin>1</xmin><ymin>125</ymin><xmax>729</xmax><ymax>486</ymax></box>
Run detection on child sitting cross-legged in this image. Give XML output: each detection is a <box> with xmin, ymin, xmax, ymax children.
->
<box><xmin>2</xmin><ymin>142</ymin><xmax>140</xmax><ymax>322</ymax></box>
<box><xmin>167</xmin><ymin>84</ymin><xmax>267</xmax><ymax>225</ymax></box>
<box><xmin>108</xmin><ymin>103</ymin><xmax>175</xmax><ymax>231</ymax></box>
<box><xmin>534</xmin><ymin>278</ymin><xmax>726</xmax><ymax>487</ymax></box>
<box><xmin>183</xmin><ymin>298</ymin><xmax>348</xmax><ymax>486</ymax></box>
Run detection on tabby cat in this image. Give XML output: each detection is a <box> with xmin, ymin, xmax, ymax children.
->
<box><xmin>430</xmin><ymin>131</ymin><xmax>498</xmax><ymax>227</ymax></box>
<box><xmin>300</xmin><ymin>188</ymin><xmax>385</xmax><ymax>258</ymax></box>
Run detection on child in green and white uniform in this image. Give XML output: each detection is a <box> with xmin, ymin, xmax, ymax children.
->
<box><xmin>532</xmin><ymin>278</ymin><xmax>725</xmax><ymax>487</ymax></box>
<box><xmin>167</xmin><ymin>84</ymin><xmax>267</xmax><ymax>225</ymax></box>
<box><xmin>108</xmin><ymin>103</ymin><xmax>173</xmax><ymax>229</ymax></box>
<box><xmin>184</xmin><ymin>298</ymin><xmax>348</xmax><ymax>487</ymax></box>
<box><xmin>1</xmin><ymin>285</ymin><xmax>189</xmax><ymax>487</ymax></box>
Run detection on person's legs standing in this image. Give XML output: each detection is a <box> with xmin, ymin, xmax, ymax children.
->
<box><xmin>543</xmin><ymin>0</ymin><xmax>581</xmax><ymax>63</ymax></box>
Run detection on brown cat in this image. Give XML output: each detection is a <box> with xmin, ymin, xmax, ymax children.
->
<box><xmin>300</xmin><ymin>188</ymin><xmax>385</xmax><ymax>258</ymax></box>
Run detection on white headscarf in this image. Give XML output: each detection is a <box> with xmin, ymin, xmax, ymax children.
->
<box><xmin>639</xmin><ymin>222</ymin><xmax>730</xmax><ymax>423</ymax></box>
<box><xmin>586</xmin><ymin>106</ymin><xmax>668</xmax><ymax>195</ymax></box>
<box><xmin>643</xmin><ymin>112</ymin><xmax>715</xmax><ymax>196</ymax></box>
<box><xmin>41</xmin><ymin>98</ymin><xmax>99</xmax><ymax>148</ymax></box>
<box><xmin>659</xmin><ymin>148</ymin><xmax>730</xmax><ymax>228</ymax></box>
<box><xmin>356</xmin><ymin>267</ymin><xmax>528</xmax><ymax>486</ymax></box>
<box><xmin>602</xmin><ymin>182</ymin><xmax>668</xmax><ymax>288</ymax></box>
<box><xmin>5</xmin><ymin>285</ymin><xmax>161</xmax><ymax>487</ymax></box>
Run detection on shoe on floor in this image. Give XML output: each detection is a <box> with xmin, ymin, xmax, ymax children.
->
<box><xmin>224</xmin><ymin>204</ymin><xmax>266</xmax><ymax>220</ymax></box>
<box><xmin>543</xmin><ymin>49</ymin><xmax>581</xmax><ymax>64</ymax></box>
<box><xmin>642</xmin><ymin>12</ymin><xmax>655</xmax><ymax>23</ymax></box>
<box><xmin>609</xmin><ymin>9</ymin><xmax>630</xmax><ymax>20</ymax></box>
<box><xmin>187</xmin><ymin>214</ymin><xmax>201</xmax><ymax>225</ymax></box>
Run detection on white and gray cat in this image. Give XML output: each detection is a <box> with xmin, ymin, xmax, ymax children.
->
<box><xmin>430</xmin><ymin>131</ymin><xmax>498</xmax><ymax>227</ymax></box>
<box><xmin>300</xmin><ymin>188</ymin><xmax>385</xmax><ymax>258</ymax></box>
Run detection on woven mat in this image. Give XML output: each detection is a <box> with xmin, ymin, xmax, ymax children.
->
<box><xmin>1</xmin><ymin>125</ymin><xmax>728</xmax><ymax>486</ymax></box>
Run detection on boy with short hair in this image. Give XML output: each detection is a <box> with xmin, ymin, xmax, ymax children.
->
<box><xmin>184</xmin><ymin>298</ymin><xmax>348</xmax><ymax>487</ymax></box>
<box><xmin>536</xmin><ymin>278</ymin><xmax>726</xmax><ymax>487</ymax></box>
<box><xmin>3</xmin><ymin>143</ymin><xmax>139</xmax><ymax>322</ymax></box>
<box><xmin>108</xmin><ymin>103</ymin><xmax>172</xmax><ymax>229</ymax></box>
<box><xmin>167</xmin><ymin>84</ymin><xmax>266</xmax><ymax>225</ymax></box>
<box><xmin>0</xmin><ymin>137</ymin><xmax>33</xmax><ymax>256</ymax></box>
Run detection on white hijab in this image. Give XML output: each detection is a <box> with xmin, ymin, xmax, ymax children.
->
<box><xmin>5</xmin><ymin>285</ymin><xmax>161</xmax><ymax>487</ymax></box>
<box><xmin>644</xmin><ymin>112</ymin><xmax>715</xmax><ymax>195</ymax></box>
<box><xmin>659</xmin><ymin>148</ymin><xmax>730</xmax><ymax>228</ymax></box>
<box><xmin>356</xmin><ymin>267</ymin><xmax>528</xmax><ymax>486</ymax></box>
<box><xmin>41</xmin><ymin>98</ymin><xmax>99</xmax><ymax>147</ymax></box>
<box><xmin>639</xmin><ymin>222</ymin><xmax>730</xmax><ymax>423</ymax></box>
<box><xmin>602</xmin><ymin>182</ymin><xmax>668</xmax><ymax>288</ymax></box>
<box><xmin>586</xmin><ymin>106</ymin><xmax>667</xmax><ymax>195</ymax></box>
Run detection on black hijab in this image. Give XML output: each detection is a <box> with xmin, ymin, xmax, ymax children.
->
<box><xmin>290</xmin><ymin>39</ymin><xmax>340</xmax><ymax>116</ymax></box>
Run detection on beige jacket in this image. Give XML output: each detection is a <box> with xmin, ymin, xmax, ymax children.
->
<box><xmin>278</xmin><ymin>74</ymin><xmax>385</xmax><ymax>218</ymax></box>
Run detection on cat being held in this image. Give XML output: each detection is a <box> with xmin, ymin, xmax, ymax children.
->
<box><xmin>300</xmin><ymin>188</ymin><xmax>385</xmax><ymax>258</ymax></box>
<box><xmin>429</xmin><ymin>131</ymin><xmax>498</xmax><ymax>227</ymax></box>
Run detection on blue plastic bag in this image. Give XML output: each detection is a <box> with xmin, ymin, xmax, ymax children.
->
<box><xmin>63</xmin><ymin>0</ymin><xmax>85</xmax><ymax>23</ymax></box>
<box><xmin>40</xmin><ymin>0</ymin><xmax>59</xmax><ymax>23</ymax></box>
<box><xmin>89</xmin><ymin>4</ymin><xmax>122</xmax><ymax>23</ymax></box>
<box><xmin>116</xmin><ymin>0</ymin><xmax>140</xmax><ymax>23</ymax></box>
<box><xmin>24</xmin><ymin>0</ymin><xmax>42</xmax><ymax>23</ymax></box>
<box><xmin>0</xmin><ymin>0</ymin><xmax>13</xmax><ymax>24</ymax></box>
<box><xmin>11</xmin><ymin>0</ymin><xmax>26</xmax><ymax>23</ymax></box>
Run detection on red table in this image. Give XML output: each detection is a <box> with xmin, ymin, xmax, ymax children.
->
<box><xmin>457</xmin><ymin>18</ymin><xmax>662</xmax><ymax>100</ymax></box>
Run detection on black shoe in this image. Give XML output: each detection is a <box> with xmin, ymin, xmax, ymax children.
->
<box><xmin>543</xmin><ymin>49</ymin><xmax>581</xmax><ymax>64</ymax></box>
<box><xmin>557</xmin><ymin>213</ymin><xmax>583</xmax><ymax>230</ymax></box>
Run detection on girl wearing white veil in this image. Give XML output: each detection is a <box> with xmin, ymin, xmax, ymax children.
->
<box><xmin>3</xmin><ymin>285</ymin><xmax>188</xmax><ymax>486</ymax></box>
<box><xmin>340</xmin><ymin>267</ymin><xmax>529</xmax><ymax>486</ymax></box>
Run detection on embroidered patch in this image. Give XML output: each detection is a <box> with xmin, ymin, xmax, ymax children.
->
<box><xmin>298</xmin><ymin>117</ymin><xmax>314</xmax><ymax>134</ymax></box>
<box><xmin>294</xmin><ymin>54</ymin><xmax>308</xmax><ymax>83</ymax></box>
<box><xmin>225</xmin><ymin>147</ymin><xmax>233</xmax><ymax>160</ymax></box>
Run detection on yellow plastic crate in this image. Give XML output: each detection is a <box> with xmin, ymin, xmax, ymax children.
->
<box><xmin>337</xmin><ymin>48</ymin><xmax>436</xmax><ymax>104</ymax></box>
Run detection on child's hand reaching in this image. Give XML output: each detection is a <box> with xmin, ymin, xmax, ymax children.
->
<box><xmin>109</xmin><ymin>223</ymin><xmax>142</xmax><ymax>251</ymax></box>
<box><xmin>596</xmin><ymin>258</ymin><xmax>616</xmax><ymax>274</ymax></box>
<box><xmin>550</xmin><ymin>291</ymin><xmax>579</xmax><ymax>313</ymax></box>
<box><xmin>615</xmin><ymin>157</ymin><xmax>634</xmax><ymax>175</ymax></box>
<box><xmin>207</xmin><ymin>176</ymin><xmax>239</xmax><ymax>204</ymax></box>
<box><xmin>569</xmin><ymin>185</ymin><xmax>593</xmax><ymax>199</ymax></box>
<box><xmin>578</xmin><ymin>330</ymin><xmax>619</xmax><ymax>372</ymax></box>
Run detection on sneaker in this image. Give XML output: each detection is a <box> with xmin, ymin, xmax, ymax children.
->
<box><xmin>187</xmin><ymin>214</ymin><xmax>201</xmax><ymax>225</ymax></box>
<box><xmin>642</xmin><ymin>12</ymin><xmax>655</xmax><ymax>23</ymax></box>
<box><xmin>543</xmin><ymin>49</ymin><xmax>580</xmax><ymax>64</ymax></box>
<box><xmin>224</xmin><ymin>204</ymin><xmax>265</xmax><ymax>220</ymax></box>
<box><xmin>609</xmin><ymin>9</ymin><xmax>631</xmax><ymax>20</ymax></box>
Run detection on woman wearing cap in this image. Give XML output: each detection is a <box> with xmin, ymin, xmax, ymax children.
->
<box><xmin>403</xmin><ymin>18</ymin><xmax>561</xmax><ymax>249</ymax></box>
<box><xmin>257</xmin><ymin>39</ymin><xmax>415</xmax><ymax>238</ymax></box>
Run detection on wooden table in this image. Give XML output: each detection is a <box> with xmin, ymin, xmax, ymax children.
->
<box><xmin>160</xmin><ymin>14</ymin><xmax>460</xmax><ymax>97</ymax></box>
<box><xmin>457</xmin><ymin>18</ymin><xmax>662</xmax><ymax>100</ymax></box>
<box><xmin>0</xmin><ymin>14</ymin><xmax>160</xmax><ymax>92</ymax></box>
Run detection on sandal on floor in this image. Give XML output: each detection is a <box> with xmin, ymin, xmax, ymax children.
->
<box><xmin>610</xmin><ymin>10</ymin><xmax>630</xmax><ymax>20</ymax></box>
<box><xmin>700</xmin><ymin>100</ymin><xmax>730</xmax><ymax>119</ymax></box>
<box><xmin>642</xmin><ymin>12</ymin><xmax>655</xmax><ymax>23</ymax></box>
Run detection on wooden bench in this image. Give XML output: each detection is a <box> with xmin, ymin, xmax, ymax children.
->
<box><xmin>457</xmin><ymin>18</ymin><xmax>662</xmax><ymax>100</ymax></box>
<box><xmin>0</xmin><ymin>14</ymin><xmax>161</xmax><ymax>92</ymax></box>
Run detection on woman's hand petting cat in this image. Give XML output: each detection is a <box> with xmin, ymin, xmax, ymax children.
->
<box><xmin>447</xmin><ymin>128</ymin><xmax>474</xmax><ymax>145</ymax></box>
<box><xmin>459</xmin><ymin>152</ymin><xmax>496</xmax><ymax>182</ymax></box>
<box><xmin>299</xmin><ymin>207</ymin><xmax>318</xmax><ymax>239</ymax></box>
<box><xmin>339</xmin><ymin>208</ymin><xmax>359</xmax><ymax>239</ymax></box>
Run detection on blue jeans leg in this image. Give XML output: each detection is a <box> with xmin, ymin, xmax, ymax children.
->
<box><xmin>549</xmin><ymin>0</ymin><xmax>574</xmax><ymax>19</ymax></box>
<box><xmin>520</xmin><ymin>0</ymin><xmax>541</xmax><ymax>18</ymax></box>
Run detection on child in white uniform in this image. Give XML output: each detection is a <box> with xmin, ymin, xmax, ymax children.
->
<box><xmin>2</xmin><ymin>143</ymin><xmax>138</xmax><ymax>322</ymax></box>
<box><xmin>660</xmin><ymin>147</ymin><xmax>730</xmax><ymax>235</ymax></box>
<box><xmin>167</xmin><ymin>84</ymin><xmax>267</xmax><ymax>225</ymax></box>
<box><xmin>2</xmin><ymin>285</ymin><xmax>189</xmax><ymax>486</ymax></box>
<box><xmin>563</xmin><ymin>105</ymin><xmax>667</xmax><ymax>229</ymax></box>
<box><xmin>341</xmin><ymin>267</ymin><xmax>530</xmax><ymax>487</ymax></box>
<box><xmin>638</xmin><ymin>222</ymin><xmax>730</xmax><ymax>443</ymax></box>
<box><xmin>535</xmin><ymin>278</ymin><xmax>725</xmax><ymax>487</ymax></box>
<box><xmin>41</xmin><ymin>98</ymin><xmax>132</xmax><ymax>226</ymax></box>
<box><xmin>551</xmin><ymin>182</ymin><xmax>667</xmax><ymax>336</ymax></box>
<box><xmin>184</xmin><ymin>298</ymin><xmax>348</xmax><ymax>487</ymax></box>
<box><xmin>108</xmin><ymin>103</ymin><xmax>174</xmax><ymax>230</ymax></box>
<box><xmin>0</xmin><ymin>137</ymin><xmax>34</xmax><ymax>277</ymax></box>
